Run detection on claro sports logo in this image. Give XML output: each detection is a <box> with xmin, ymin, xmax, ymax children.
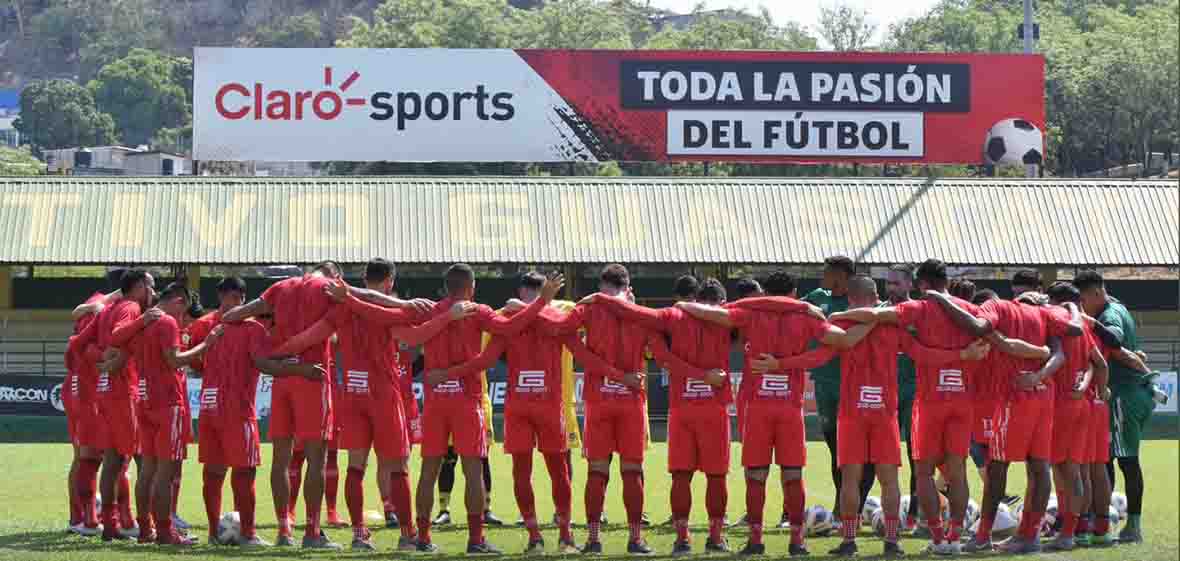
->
<box><xmin>214</xmin><ymin>67</ymin><xmax>516</xmax><ymax>130</ymax></box>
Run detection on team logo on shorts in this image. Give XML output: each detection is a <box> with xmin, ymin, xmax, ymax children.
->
<box><xmin>433</xmin><ymin>379</ymin><xmax>464</xmax><ymax>394</ymax></box>
<box><xmin>137</xmin><ymin>378</ymin><xmax>148</xmax><ymax>400</ymax></box>
<box><xmin>346</xmin><ymin>371</ymin><xmax>370</xmax><ymax>395</ymax></box>
<box><xmin>600</xmin><ymin>378</ymin><xmax>633</xmax><ymax>396</ymax></box>
<box><xmin>200</xmin><ymin>388</ymin><xmax>219</xmax><ymax>411</ymax></box>
<box><xmin>96</xmin><ymin>372</ymin><xmax>111</xmax><ymax>393</ymax></box>
<box><xmin>516</xmin><ymin>371</ymin><xmax>547</xmax><ymax>394</ymax></box>
<box><xmin>683</xmin><ymin>378</ymin><xmax>715</xmax><ymax>399</ymax></box>
<box><xmin>857</xmin><ymin>386</ymin><xmax>885</xmax><ymax>409</ymax></box>
<box><xmin>757</xmin><ymin>374</ymin><xmax>791</xmax><ymax>398</ymax></box>
<box><xmin>937</xmin><ymin>369</ymin><xmax>965</xmax><ymax>393</ymax></box>
<box><xmin>981</xmin><ymin>418</ymin><xmax>994</xmax><ymax>439</ymax></box>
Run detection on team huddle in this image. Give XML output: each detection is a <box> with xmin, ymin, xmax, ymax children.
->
<box><xmin>59</xmin><ymin>257</ymin><xmax>1159</xmax><ymax>557</ymax></box>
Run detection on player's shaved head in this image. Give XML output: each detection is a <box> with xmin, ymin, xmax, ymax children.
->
<box><xmin>445</xmin><ymin>263</ymin><xmax>476</xmax><ymax>296</ymax></box>
<box><xmin>762</xmin><ymin>270</ymin><xmax>797</xmax><ymax>297</ymax></box>
<box><xmin>1072</xmin><ymin>269</ymin><xmax>1107</xmax><ymax>316</ymax></box>
<box><xmin>1046</xmin><ymin>281</ymin><xmax>1081</xmax><ymax>304</ymax></box>
<box><xmin>158</xmin><ymin>282</ymin><xmax>190</xmax><ymax>306</ymax></box>
<box><xmin>519</xmin><ymin>271</ymin><xmax>545</xmax><ymax>290</ymax></box>
<box><xmin>599</xmin><ymin>264</ymin><xmax>630</xmax><ymax>291</ymax></box>
<box><xmin>1072</xmin><ymin>269</ymin><xmax>1104</xmax><ymax>292</ymax></box>
<box><xmin>1011</xmin><ymin>268</ymin><xmax>1041</xmax><ymax>295</ymax></box>
<box><xmin>698</xmin><ymin>278</ymin><xmax>726</xmax><ymax>305</ymax></box>
<box><xmin>948</xmin><ymin>278</ymin><xmax>976</xmax><ymax>301</ymax></box>
<box><xmin>365</xmin><ymin>258</ymin><xmax>396</xmax><ymax>283</ymax></box>
<box><xmin>734</xmin><ymin>277</ymin><xmax>762</xmax><ymax>300</ymax></box>
<box><xmin>674</xmin><ymin>275</ymin><xmax>700</xmax><ymax>301</ymax></box>
<box><xmin>119</xmin><ymin>268</ymin><xmax>150</xmax><ymax>294</ymax></box>
<box><xmin>846</xmin><ymin>275</ymin><xmax>878</xmax><ymax>306</ymax></box>
<box><xmin>915</xmin><ymin>259</ymin><xmax>948</xmax><ymax>291</ymax></box>
<box><xmin>971</xmin><ymin>289</ymin><xmax>998</xmax><ymax>305</ymax></box>
<box><xmin>216</xmin><ymin>276</ymin><xmax>246</xmax><ymax>295</ymax></box>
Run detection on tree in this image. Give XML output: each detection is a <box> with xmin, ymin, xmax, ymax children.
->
<box><xmin>513</xmin><ymin>0</ymin><xmax>634</xmax><ymax>49</ymax></box>
<box><xmin>87</xmin><ymin>48</ymin><xmax>191</xmax><ymax>147</ymax></box>
<box><xmin>816</xmin><ymin>2</ymin><xmax>878</xmax><ymax>51</ymax></box>
<box><xmin>645</xmin><ymin>7</ymin><xmax>818</xmax><ymax>50</ymax></box>
<box><xmin>0</xmin><ymin>145</ymin><xmax>44</xmax><ymax>176</ymax></box>
<box><xmin>13</xmin><ymin>79</ymin><xmax>118</xmax><ymax>151</ymax></box>
<box><xmin>242</xmin><ymin>12</ymin><xmax>328</xmax><ymax>47</ymax></box>
<box><xmin>338</xmin><ymin>0</ymin><xmax>518</xmax><ymax>48</ymax></box>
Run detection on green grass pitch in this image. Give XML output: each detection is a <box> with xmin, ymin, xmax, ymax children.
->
<box><xmin>0</xmin><ymin>442</ymin><xmax>1175</xmax><ymax>560</ymax></box>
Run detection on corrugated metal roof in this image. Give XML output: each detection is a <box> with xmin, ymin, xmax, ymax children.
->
<box><xmin>0</xmin><ymin>177</ymin><xmax>1175</xmax><ymax>266</ymax></box>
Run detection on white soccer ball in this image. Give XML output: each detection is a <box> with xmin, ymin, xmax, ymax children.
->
<box><xmin>965</xmin><ymin>499</ymin><xmax>980</xmax><ymax>528</ymax></box>
<box><xmin>899</xmin><ymin>495</ymin><xmax>913</xmax><ymax>520</ymax></box>
<box><xmin>993</xmin><ymin>503</ymin><xmax>1019</xmax><ymax>538</ymax></box>
<box><xmin>217</xmin><ymin>511</ymin><xmax>242</xmax><ymax>544</ymax></box>
<box><xmin>94</xmin><ymin>492</ymin><xmax>102</xmax><ymax>511</ymax></box>
<box><xmin>984</xmin><ymin>118</ymin><xmax>1044</xmax><ymax>166</ymax></box>
<box><xmin>872</xmin><ymin>508</ymin><xmax>887</xmax><ymax>537</ymax></box>
<box><xmin>862</xmin><ymin>496</ymin><xmax>881</xmax><ymax>524</ymax></box>
<box><xmin>1107</xmin><ymin>505</ymin><xmax>1121</xmax><ymax>527</ymax></box>
<box><xmin>1111</xmin><ymin>492</ymin><xmax>1128</xmax><ymax>519</ymax></box>
<box><xmin>805</xmin><ymin>505</ymin><xmax>834</xmax><ymax>537</ymax></box>
<box><xmin>1012</xmin><ymin>500</ymin><xmax>1023</xmax><ymax>522</ymax></box>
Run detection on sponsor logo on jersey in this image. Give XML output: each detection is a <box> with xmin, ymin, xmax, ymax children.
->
<box><xmin>756</xmin><ymin>374</ymin><xmax>792</xmax><ymax>398</ymax></box>
<box><xmin>433</xmin><ymin>379</ymin><xmax>464</xmax><ymax>394</ymax></box>
<box><xmin>937</xmin><ymin>369</ymin><xmax>966</xmax><ymax>393</ymax></box>
<box><xmin>200</xmin><ymin>387</ymin><xmax>219</xmax><ymax>411</ymax></box>
<box><xmin>346</xmin><ymin>371</ymin><xmax>370</xmax><ymax>395</ymax></box>
<box><xmin>857</xmin><ymin>385</ymin><xmax>885</xmax><ymax>409</ymax></box>
<box><xmin>515</xmin><ymin>370</ymin><xmax>548</xmax><ymax>394</ymax></box>
<box><xmin>600</xmin><ymin>377</ymin><xmax>633</xmax><ymax>396</ymax></box>
<box><xmin>683</xmin><ymin>378</ymin><xmax>716</xmax><ymax>399</ymax></box>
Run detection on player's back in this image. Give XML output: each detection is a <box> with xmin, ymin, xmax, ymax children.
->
<box><xmin>581</xmin><ymin>303</ymin><xmax>649</xmax><ymax>372</ymax></box>
<box><xmin>421</xmin><ymin>297</ymin><xmax>490</xmax><ymax>369</ymax></box>
<box><xmin>203</xmin><ymin>320</ymin><xmax>269</xmax><ymax>420</ymax></box>
<box><xmin>732</xmin><ymin>308</ymin><xmax>826</xmax><ymax>407</ymax></box>
<box><xmin>897</xmin><ymin>296</ymin><xmax>979</xmax><ymax>402</ymax></box>
<box><xmin>832</xmin><ymin>319</ymin><xmax>902</xmax><ymax>415</ymax></box>
<box><xmin>664</xmin><ymin>307</ymin><xmax>730</xmax><ymax>371</ymax></box>
<box><xmin>263</xmin><ymin>275</ymin><xmax>334</xmax><ymax>364</ymax></box>
<box><xmin>331</xmin><ymin>306</ymin><xmax>399</xmax><ymax>391</ymax></box>
<box><xmin>498</xmin><ymin>306</ymin><xmax>566</xmax><ymax>404</ymax></box>
<box><xmin>95</xmin><ymin>299</ymin><xmax>142</xmax><ymax>400</ymax></box>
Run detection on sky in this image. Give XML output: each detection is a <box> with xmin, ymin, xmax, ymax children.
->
<box><xmin>646</xmin><ymin>0</ymin><xmax>942</xmax><ymax>46</ymax></box>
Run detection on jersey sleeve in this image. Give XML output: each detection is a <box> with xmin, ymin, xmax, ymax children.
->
<box><xmin>775</xmin><ymin>346</ymin><xmax>840</xmax><ymax>371</ymax></box>
<box><xmin>561</xmin><ymin>334</ymin><xmax>626</xmax><ymax>382</ymax></box>
<box><xmin>535</xmin><ymin>305</ymin><xmax>587</xmax><ymax>336</ymax></box>
<box><xmin>260</xmin><ymin>278</ymin><xmax>289</xmax><ymax>307</ymax></box>
<box><xmin>645</xmin><ymin>332</ymin><xmax>709</xmax><ymax>381</ymax></box>
<box><xmin>343</xmin><ymin>293</ymin><xmax>416</xmax><ymax>326</ymax></box>
<box><xmin>727</xmin><ymin>308</ymin><xmax>753</xmax><ymax>329</ymax></box>
<box><xmin>109</xmin><ymin>304</ymin><xmax>145</xmax><ymax>346</ymax></box>
<box><xmin>894</xmin><ymin>300</ymin><xmax>923</xmax><ymax>329</ymax></box>
<box><xmin>731</xmin><ymin>296</ymin><xmax>814</xmax><ymax>314</ymax></box>
<box><xmin>271</xmin><ymin>316</ymin><xmax>336</xmax><ymax>357</ymax></box>
<box><xmin>898</xmin><ymin>329</ymin><xmax>962</xmax><ymax>366</ymax></box>
<box><xmin>1098</xmin><ymin>309</ymin><xmax>1127</xmax><ymax>345</ymax></box>
<box><xmin>480</xmin><ymin>298</ymin><xmax>546</xmax><ymax>336</ymax></box>
<box><xmin>159</xmin><ymin>317</ymin><xmax>181</xmax><ymax>350</ymax></box>
<box><xmin>247</xmin><ymin>323</ymin><xmax>273</xmax><ymax>360</ymax></box>
<box><xmin>802</xmin><ymin>315</ymin><xmax>833</xmax><ymax>341</ymax></box>
<box><xmin>446</xmin><ymin>336</ymin><xmax>507</xmax><ymax>380</ymax></box>
<box><xmin>597</xmin><ymin>297</ymin><xmax>668</xmax><ymax>332</ymax></box>
<box><xmin>1042</xmin><ymin>307</ymin><xmax>1073</xmax><ymax>338</ymax></box>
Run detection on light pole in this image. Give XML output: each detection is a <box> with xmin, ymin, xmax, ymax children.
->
<box><xmin>1023</xmin><ymin>0</ymin><xmax>1038</xmax><ymax>178</ymax></box>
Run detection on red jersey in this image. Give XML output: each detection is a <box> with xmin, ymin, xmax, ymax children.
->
<box><xmin>183</xmin><ymin>310</ymin><xmax>221</xmax><ymax>372</ymax></box>
<box><xmin>65</xmin><ymin>292</ymin><xmax>106</xmax><ymax>406</ymax></box>
<box><xmin>91</xmin><ymin>299</ymin><xmax>144</xmax><ymax>402</ymax></box>
<box><xmin>325</xmin><ymin>304</ymin><xmax>406</xmax><ymax>403</ymax></box>
<box><xmin>420</xmin><ymin>296</ymin><xmax>547</xmax><ymax>403</ymax></box>
<box><xmin>260</xmin><ymin>275</ymin><xmax>335</xmax><ymax>366</ymax></box>
<box><xmin>728</xmin><ymin>307</ymin><xmax>829</xmax><ymax>408</ymax></box>
<box><xmin>133</xmin><ymin>314</ymin><xmax>185</xmax><ymax>410</ymax></box>
<box><xmin>978</xmin><ymin>299</ymin><xmax>1073</xmax><ymax>401</ymax></box>
<box><xmin>597</xmin><ymin>299</ymin><xmax>733</xmax><ymax>409</ymax></box>
<box><xmin>537</xmin><ymin>299</ymin><xmax>657</xmax><ymax>404</ymax></box>
<box><xmin>1085</xmin><ymin>322</ymin><xmax>1115</xmax><ymax>401</ymax></box>
<box><xmin>895</xmin><ymin>296</ymin><xmax>981</xmax><ymax>403</ymax></box>
<box><xmin>200</xmin><ymin>320</ymin><xmax>271</xmax><ymax>420</ymax></box>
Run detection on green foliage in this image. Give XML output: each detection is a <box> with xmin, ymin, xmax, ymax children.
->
<box><xmin>645</xmin><ymin>8</ymin><xmax>818</xmax><ymax>51</ymax></box>
<box><xmin>243</xmin><ymin>12</ymin><xmax>328</xmax><ymax>48</ymax></box>
<box><xmin>338</xmin><ymin>0</ymin><xmax>519</xmax><ymax>48</ymax></box>
<box><xmin>13</xmin><ymin>79</ymin><xmax>118</xmax><ymax>151</ymax></box>
<box><xmin>816</xmin><ymin>2</ymin><xmax>878</xmax><ymax>51</ymax></box>
<box><xmin>87</xmin><ymin>49</ymin><xmax>192</xmax><ymax>146</ymax></box>
<box><xmin>0</xmin><ymin>145</ymin><xmax>44</xmax><ymax>176</ymax></box>
<box><xmin>16</xmin><ymin>0</ymin><xmax>168</xmax><ymax>81</ymax></box>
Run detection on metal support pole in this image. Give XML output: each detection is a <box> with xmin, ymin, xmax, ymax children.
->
<box><xmin>1023</xmin><ymin>0</ymin><xmax>1038</xmax><ymax>179</ymax></box>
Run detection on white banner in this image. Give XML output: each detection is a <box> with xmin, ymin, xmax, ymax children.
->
<box><xmin>1155</xmin><ymin>371</ymin><xmax>1177</xmax><ymax>413</ymax></box>
<box><xmin>667</xmin><ymin>110</ymin><xmax>924</xmax><ymax>157</ymax></box>
<box><xmin>193</xmin><ymin>48</ymin><xmax>593</xmax><ymax>162</ymax></box>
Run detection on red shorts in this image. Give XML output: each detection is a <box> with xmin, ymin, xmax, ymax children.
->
<box><xmin>421</xmin><ymin>398</ymin><xmax>487</xmax><ymax>458</ymax></box>
<box><xmin>67</xmin><ymin>401</ymin><xmax>102</xmax><ymax>448</ymax></box>
<box><xmin>583</xmin><ymin>399</ymin><xmax>647</xmax><ymax>463</ymax></box>
<box><xmin>199</xmin><ymin>416</ymin><xmax>262</xmax><ymax>468</ymax></box>
<box><xmin>991</xmin><ymin>396</ymin><xmax>1053</xmax><ymax>463</ymax></box>
<box><xmin>96</xmin><ymin>398</ymin><xmax>139</xmax><ymax>456</ymax></box>
<box><xmin>268</xmin><ymin>378</ymin><xmax>333</xmax><ymax>443</ymax></box>
<box><xmin>504</xmin><ymin>400</ymin><xmax>568</xmax><ymax>455</ymax></box>
<box><xmin>837</xmin><ymin>413</ymin><xmax>902</xmax><ymax>467</ymax></box>
<box><xmin>973</xmin><ymin>399</ymin><xmax>997</xmax><ymax>444</ymax></box>
<box><xmin>139</xmin><ymin>405</ymin><xmax>190</xmax><ymax>461</ymax></box>
<box><xmin>1051</xmin><ymin>398</ymin><xmax>1090</xmax><ymax>464</ymax></box>
<box><xmin>911</xmin><ymin>398</ymin><xmax>972</xmax><ymax>462</ymax></box>
<box><xmin>1087</xmin><ymin>400</ymin><xmax>1111</xmax><ymax>464</ymax></box>
<box><xmin>740</xmin><ymin>401</ymin><xmax>805</xmax><ymax>467</ymax></box>
<box><xmin>338</xmin><ymin>395</ymin><xmax>410</xmax><ymax>459</ymax></box>
<box><xmin>667</xmin><ymin>404</ymin><xmax>730</xmax><ymax>475</ymax></box>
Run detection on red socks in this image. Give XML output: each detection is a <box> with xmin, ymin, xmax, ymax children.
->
<box><xmin>417</xmin><ymin>516</ymin><xmax>432</xmax><ymax>544</ymax></box>
<box><xmin>976</xmin><ymin>514</ymin><xmax>995</xmax><ymax>542</ymax></box>
<box><xmin>885</xmin><ymin>516</ymin><xmax>900</xmax><ymax>542</ymax></box>
<box><xmin>345</xmin><ymin>466</ymin><xmax>366</xmax><ymax>530</ymax></box>
<box><xmin>585</xmin><ymin>471</ymin><xmax>607</xmax><ymax>543</ymax></box>
<box><xmin>671</xmin><ymin>471</ymin><xmax>693</xmax><ymax>541</ymax></box>
<box><xmin>842</xmin><ymin>515</ymin><xmax>858</xmax><ymax>541</ymax></box>
<box><xmin>745</xmin><ymin>478</ymin><xmax>766</xmax><ymax>544</ymax></box>
<box><xmin>706</xmin><ymin>475</ymin><xmax>727</xmax><ymax>543</ymax></box>
<box><xmin>947</xmin><ymin>518</ymin><xmax>964</xmax><ymax>542</ymax></box>
<box><xmin>622</xmin><ymin>470</ymin><xmax>644</xmax><ymax>542</ymax></box>
<box><xmin>231</xmin><ymin>469</ymin><xmax>256</xmax><ymax>539</ymax></box>
<box><xmin>512</xmin><ymin>454</ymin><xmax>540</xmax><ymax>541</ymax></box>
<box><xmin>171</xmin><ymin>467</ymin><xmax>182</xmax><ymax>519</ymax></box>
<box><xmin>543</xmin><ymin>453</ymin><xmax>572</xmax><ymax>542</ymax></box>
<box><xmin>202</xmin><ymin>468</ymin><xmax>225</xmax><ymax>539</ymax></box>
<box><xmin>467</xmin><ymin>513</ymin><xmax>484</xmax><ymax>545</ymax></box>
<box><xmin>77</xmin><ymin>458</ymin><xmax>101</xmax><ymax>527</ymax></box>
<box><xmin>117</xmin><ymin>469</ymin><xmax>134</xmax><ymax>529</ymax></box>
<box><xmin>390</xmin><ymin>471</ymin><xmax>415</xmax><ymax>538</ymax></box>
<box><xmin>784</xmin><ymin>479</ymin><xmax>806</xmax><ymax>545</ymax></box>
<box><xmin>928</xmin><ymin>517</ymin><xmax>945</xmax><ymax>544</ymax></box>
<box><xmin>1060</xmin><ymin>512</ymin><xmax>1079</xmax><ymax>538</ymax></box>
<box><xmin>1020</xmin><ymin>510</ymin><xmax>1044</xmax><ymax>540</ymax></box>
<box><xmin>324</xmin><ymin>450</ymin><xmax>340</xmax><ymax>517</ymax></box>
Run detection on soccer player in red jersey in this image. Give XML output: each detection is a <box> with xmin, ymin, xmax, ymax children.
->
<box><xmin>591</xmin><ymin>276</ymin><xmax>804</xmax><ymax>554</ymax></box>
<box><xmin>441</xmin><ymin>271</ymin><xmax>624</xmax><ymax>554</ymax></box>
<box><xmin>221</xmin><ymin>261</ymin><xmax>342</xmax><ymax>549</ymax></box>
<box><xmin>773</xmin><ymin>276</ymin><xmax>990</xmax><ymax>557</ymax></box>
<box><xmin>412</xmin><ymin>264</ymin><xmax>561</xmax><ymax>554</ymax></box>
<box><xmin>830</xmin><ymin>260</ymin><xmax>1040</xmax><ymax>555</ymax></box>
<box><xmin>924</xmin><ymin>269</ymin><xmax>1083</xmax><ymax>554</ymax></box>
<box><xmin>75</xmin><ymin>268</ymin><xmax>155</xmax><ymax>541</ymax></box>
<box><xmin>115</xmin><ymin>283</ymin><xmax>218</xmax><ymax>545</ymax></box>
<box><xmin>677</xmin><ymin>270</ymin><xmax>865</xmax><ymax>557</ymax></box>
<box><xmin>64</xmin><ymin>288</ymin><xmax>115</xmax><ymax>535</ymax></box>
